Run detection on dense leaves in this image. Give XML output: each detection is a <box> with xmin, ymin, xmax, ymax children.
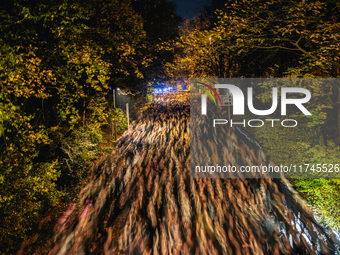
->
<box><xmin>169</xmin><ymin>0</ymin><xmax>340</xmax><ymax>230</ymax></box>
<box><xmin>0</xmin><ymin>0</ymin><xmax>179</xmax><ymax>253</ymax></box>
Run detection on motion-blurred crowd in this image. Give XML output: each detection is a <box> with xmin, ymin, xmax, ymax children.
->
<box><xmin>50</xmin><ymin>92</ymin><xmax>339</xmax><ymax>255</ymax></box>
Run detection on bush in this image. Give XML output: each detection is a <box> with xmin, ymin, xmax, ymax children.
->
<box><xmin>112</xmin><ymin>108</ymin><xmax>128</xmax><ymax>135</ymax></box>
<box><xmin>58</xmin><ymin>125</ymin><xmax>104</xmax><ymax>187</ymax></box>
<box><xmin>291</xmin><ymin>143</ymin><xmax>340</xmax><ymax>231</ymax></box>
<box><xmin>254</xmin><ymin>124</ymin><xmax>340</xmax><ymax>231</ymax></box>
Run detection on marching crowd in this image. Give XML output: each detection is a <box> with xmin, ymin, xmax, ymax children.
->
<box><xmin>50</xmin><ymin>92</ymin><xmax>338</xmax><ymax>255</ymax></box>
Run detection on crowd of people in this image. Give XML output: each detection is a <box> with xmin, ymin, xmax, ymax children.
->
<box><xmin>50</xmin><ymin>92</ymin><xmax>338</xmax><ymax>254</ymax></box>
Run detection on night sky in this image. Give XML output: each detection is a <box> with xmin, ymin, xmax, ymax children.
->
<box><xmin>173</xmin><ymin>0</ymin><xmax>209</xmax><ymax>19</ymax></box>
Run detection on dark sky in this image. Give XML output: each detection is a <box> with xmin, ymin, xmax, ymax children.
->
<box><xmin>173</xmin><ymin>0</ymin><xmax>209</xmax><ymax>19</ymax></box>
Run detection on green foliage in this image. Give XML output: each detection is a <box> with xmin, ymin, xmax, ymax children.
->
<box><xmin>257</xmin><ymin>78</ymin><xmax>335</xmax><ymax>127</ymax></box>
<box><xmin>305</xmin><ymin>141</ymin><xmax>340</xmax><ymax>164</ymax></box>
<box><xmin>0</xmin><ymin>82</ymin><xmax>61</xmax><ymax>252</ymax></box>
<box><xmin>0</xmin><ymin>160</ymin><xmax>60</xmax><ymax>251</ymax></box>
<box><xmin>58</xmin><ymin>125</ymin><xmax>103</xmax><ymax>187</ymax></box>
<box><xmin>292</xmin><ymin>178</ymin><xmax>340</xmax><ymax>231</ymax></box>
<box><xmin>254</xmin><ymin>124</ymin><xmax>340</xmax><ymax>230</ymax></box>
<box><xmin>0</xmin><ymin>0</ymin><xmax>180</xmax><ymax>252</ymax></box>
<box><xmin>112</xmin><ymin>108</ymin><xmax>128</xmax><ymax>134</ymax></box>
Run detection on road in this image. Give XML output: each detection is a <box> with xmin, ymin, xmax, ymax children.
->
<box><xmin>50</xmin><ymin>92</ymin><xmax>339</xmax><ymax>254</ymax></box>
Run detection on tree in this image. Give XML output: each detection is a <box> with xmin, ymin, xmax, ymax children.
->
<box><xmin>172</xmin><ymin>0</ymin><xmax>339</xmax><ymax>142</ymax></box>
<box><xmin>0</xmin><ymin>0</ymin><xmax>148</xmax><ymax>251</ymax></box>
<box><xmin>130</xmin><ymin>0</ymin><xmax>182</xmax><ymax>89</ymax></box>
<box><xmin>169</xmin><ymin>0</ymin><xmax>340</xmax><ymax>230</ymax></box>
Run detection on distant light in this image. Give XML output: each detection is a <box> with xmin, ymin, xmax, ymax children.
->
<box><xmin>117</xmin><ymin>88</ymin><xmax>120</xmax><ymax>90</ymax></box>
